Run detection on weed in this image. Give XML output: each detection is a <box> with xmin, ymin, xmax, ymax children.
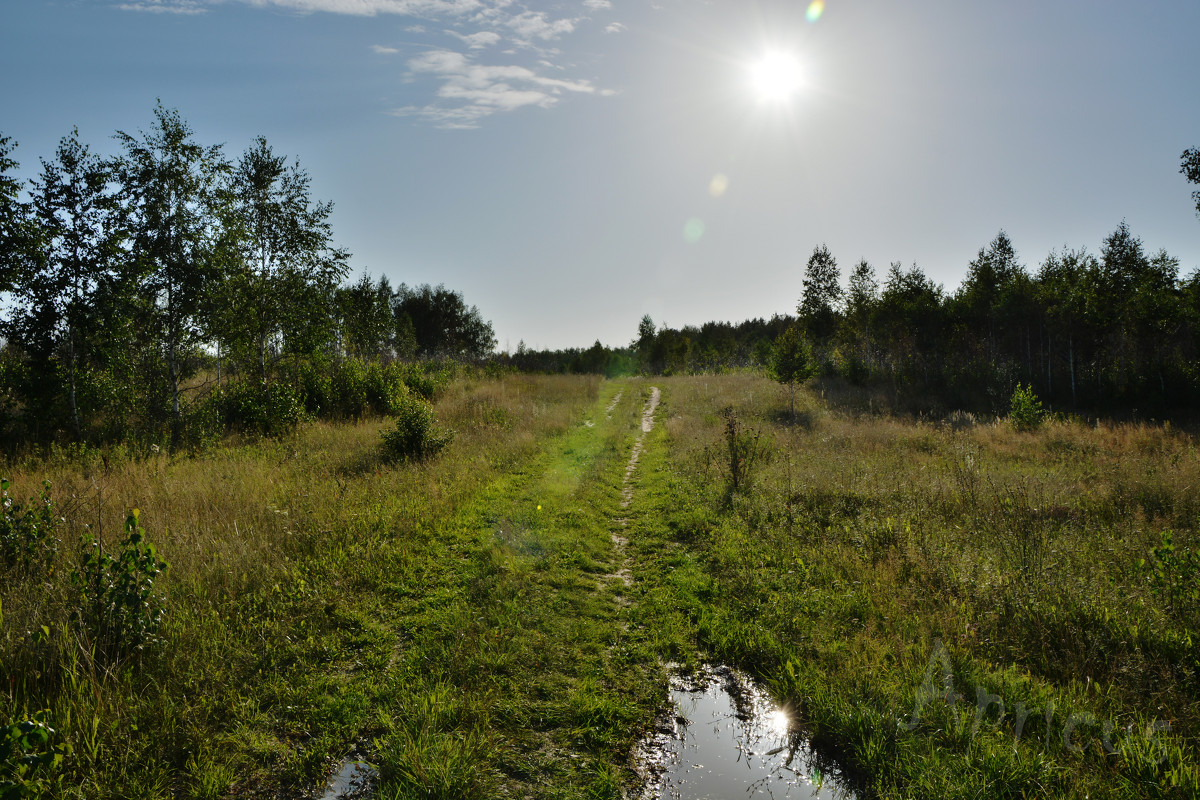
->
<box><xmin>721</xmin><ymin>406</ymin><xmax>770</xmax><ymax>495</ymax></box>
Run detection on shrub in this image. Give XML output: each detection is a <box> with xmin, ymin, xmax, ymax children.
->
<box><xmin>381</xmin><ymin>394</ymin><xmax>453</xmax><ymax>462</ymax></box>
<box><xmin>216</xmin><ymin>381</ymin><xmax>305</xmax><ymax>438</ymax></box>
<box><xmin>330</xmin><ymin>359</ymin><xmax>371</xmax><ymax>418</ymax></box>
<box><xmin>769</xmin><ymin>325</ymin><xmax>814</xmax><ymax>418</ymax></box>
<box><xmin>1009</xmin><ymin>383</ymin><xmax>1045</xmax><ymax>431</ymax></box>
<box><xmin>0</xmin><ymin>479</ymin><xmax>59</xmax><ymax>575</ymax></box>
<box><xmin>1141</xmin><ymin>530</ymin><xmax>1200</xmax><ymax>628</ymax></box>
<box><xmin>70</xmin><ymin>509</ymin><xmax>168</xmax><ymax>665</ymax></box>
<box><xmin>364</xmin><ymin>362</ymin><xmax>407</xmax><ymax>416</ymax></box>
<box><xmin>401</xmin><ymin>363</ymin><xmax>452</xmax><ymax>401</ymax></box>
<box><xmin>0</xmin><ymin>712</ymin><xmax>69</xmax><ymax>799</ymax></box>
<box><xmin>296</xmin><ymin>359</ymin><xmax>334</xmax><ymax>416</ymax></box>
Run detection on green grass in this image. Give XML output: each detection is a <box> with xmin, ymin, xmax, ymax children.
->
<box><xmin>629</xmin><ymin>373</ymin><xmax>1200</xmax><ymax>798</ymax></box>
<box><xmin>6</xmin><ymin>371</ymin><xmax>1199</xmax><ymax>798</ymax></box>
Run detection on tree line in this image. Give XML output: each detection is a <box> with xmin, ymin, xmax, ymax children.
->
<box><xmin>0</xmin><ymin>105</ymin><xmax>495</xmax><ymax>447</ymax></box>
<box><xmin>785</xmin><ymin>220</ymin><xmax>1199</xmax><ymax>415</ymax></box>
<box><xmin>607</xmin><ymin>216</ymin><xmax>1198</xmax><ymax>416</ymax></box>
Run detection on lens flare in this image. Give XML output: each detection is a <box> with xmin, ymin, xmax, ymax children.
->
<box><xmin>709</xmin><ymin>174</ymin><xmax>729</xmax><ymax>198</ymax></box>
<box><xmin>683</xmin><ymin>218</ymin><xmax>705</xmax><ymax>243</ymax></box>
<box><xmin>806</xmin><ymin>0</ymin><xmax>824</xmax><ymax>23</ymax></box>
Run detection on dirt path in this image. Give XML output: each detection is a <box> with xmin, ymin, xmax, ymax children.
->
<box><xmin>609</xmin><ymin>386</ymin><xmax>660</xmax><ymax>591</ymax></box>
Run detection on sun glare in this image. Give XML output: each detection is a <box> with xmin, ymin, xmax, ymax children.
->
<box><xmin>748</xmin><ymin>50</ymin><xmax>804</xmax><ymax>103</ymax></box>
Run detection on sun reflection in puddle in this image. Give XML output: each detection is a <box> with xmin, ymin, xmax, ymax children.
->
<box><xmin>640</xmin><ymin>666</ymin><xmax>855</xmax><ymax>800</ymax></box>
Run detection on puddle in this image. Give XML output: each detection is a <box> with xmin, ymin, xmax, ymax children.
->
<box><xmin>314</xmin><ymin>757</ymin><xmax>376</xmax><ymax>800</ymax></box>
<box><xmin>637</xmin><ymin>666</ymin><xmax>856</xmax><ymax>800</ymax></box>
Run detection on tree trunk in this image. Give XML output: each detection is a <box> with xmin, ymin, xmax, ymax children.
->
<box><xmin>1069</xmin><ymin>332</ymin><xmax>1076</xmax><ymax>407</ymax></box>
<box><xmin>68</xmin><ymin>328</ymin><xmax>81</xmax><ymax>440</ymax></box>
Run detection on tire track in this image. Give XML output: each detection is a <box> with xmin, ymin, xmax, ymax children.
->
<box><xmin>609</xmin><ymin>387</ymin><xmax>660</xmax><ymax>593</ymax></box>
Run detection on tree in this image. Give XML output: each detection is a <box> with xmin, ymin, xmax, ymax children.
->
<box><xmin>769</xmin><ymin>323</ymin><xmax>813</xmax><ymax>418</ymax></box>
<box><xmin>115</xmin><ymin>103</ymin><xmax>234</xmax><ymax>441</ymax></box>
<box><xmin>635</xmin><ymin>314</ymin><xmax>656</xmax><ymax>371</ymax></box>
<box><xmin>337</xmin><ymin>273</ymin><xmax>397</xmax><ymax>360</ymax></box>
<box><xmin>955</xmin><ymin>231</ymin><xmax>1024</xmax><ymax>365</ymax></box>
<box><xmin>798</xmin><ymin>244</ymin><xmax>842</xmax><ymax>345</ymax></box>
<box><xmin>9</xmin><ymin>130</ymin><xmax>122</xmax><ymax>438</ymax></box>
<box><xmin>219</xmin><ymin>135</ymin><xmax>349</xmax><ymax>382</ymax></box>
<box><xmin>0</xmin><ymin>134</ymin><xmax>32</xmax><ymax>294</ymax></box>
<box><xmin>394</xmin><ymin>284</ymin><xmax>495</xmax><ymax>360</ymax></box>
<box><xmin>842</xmin><ymin>258</ymin><xmax>879</xmax><ymax>378</ymax></box>
<box><xmin>1182</xmin><ymin>147</ymin><xmax>1200</xmax><ymax>219</ymax></box>
<box><xmin>877</xmin><ymin>262</ymin><xmax>946</xmax><ymax>387</ymax></box>
<box><xmin>1036</xmin><ymin>247</ymin><xmax>1097</xmax><ymax>406</ymax></box>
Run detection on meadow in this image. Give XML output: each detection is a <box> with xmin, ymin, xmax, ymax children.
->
<box><xmin>631</xmin><ymin>373</ymin><xmax>1200</xmax><ymax>798</ymax></box>
<box><xmin>3</xmin><ymin>371</ymin><xmax>1199</xmax><ymax>798</ymax></box>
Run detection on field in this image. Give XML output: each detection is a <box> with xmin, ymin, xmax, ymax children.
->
<box><xmin>3</xmin><ymin>372</ymin><xmax>1199</xmax><ymax>798</ymax></box>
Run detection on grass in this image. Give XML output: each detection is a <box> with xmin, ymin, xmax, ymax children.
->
<box><xmin>2</xmin><ymin>373</ymin><xmax>667</xmax><ymax>798</ymax></box>
<box><xmin>629</xmin><ymin>373</ymin><xmax>1200</xmax><ymax>798</ymax></box>
<box><xmin>5</xmin><ymin>370</ymin><xmax>1199</xmax><ymax>798</ymax></box>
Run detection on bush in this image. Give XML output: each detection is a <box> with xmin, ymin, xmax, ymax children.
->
<box><xmin>364</xmin><ymin>362</ymin><xmax>408</xmax><ymax>416</ymax></box>
<box><xmin>0</xmin><ymin>712</ymin><xmax>69</xmax><ymax>799</ymax></box>
<box><xmin>381</xmin><ymin>393</ymin><xmax>453</xmax><ymax>462</ymax></box>
<box><xmin>1009</xmin><ymin>383</ymin><xmax>1045</xmax><ymax>431</ymax></box>
<box><xmin>0</xmin><ymin>479</ymin><xmax>59</xmax><ymax>575</ymax></box>
<box><xmin>216</xmin><ymin>381</ymin><xmax>306</xmax><ymax>437</ymax></box>
<box><xmin>296</xmin><ymin>359</ymin><xmax>334</xmax><ymax>416</ymax></box>
<box><xmin>330</xmin><ymin>359</ymin><xmax>371</xmax><ymax>418</ymax></box>
<box><xmin>70</xmin><ymin>508</ymin><xmax>168</xmax><ymax>665</ymax></box>
<box><xmin>1141</xmin><ymin>530</ymin><xmax>1200</xmax><ymax>628</ymax></box>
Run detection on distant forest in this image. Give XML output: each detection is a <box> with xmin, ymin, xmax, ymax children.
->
<box><xmin>2</xmin><ymin>105</ymin><xmax>1198</xmax><ymax>449</ymax></box>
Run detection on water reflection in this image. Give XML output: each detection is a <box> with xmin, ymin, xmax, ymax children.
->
<box><xmin>315</xmin><ymin>758</ymin><xmax>375</xmax><ymax>800</ymax></box>
<box><xmin>646</xmin><ymin>667</ymin><xmax>855</xmax><ymax>800</ymax></box>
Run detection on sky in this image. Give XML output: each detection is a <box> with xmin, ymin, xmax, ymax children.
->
<box><xmin>2</xmin><ymin>0</ymin><xmax>1199</xmax><ymax>351</ymax></box>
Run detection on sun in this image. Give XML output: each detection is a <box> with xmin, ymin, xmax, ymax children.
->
<box><xmin>748</xmin><ymin>50</ymin><xmax>804</xmax><ymax>103</ymax></box>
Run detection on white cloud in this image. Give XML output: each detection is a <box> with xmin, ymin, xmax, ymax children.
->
<box><xmin>119</xmin><ymin>0</ymin><xmax>486</xmax><ymax>16</ymax></box>
<box><xmin>505</xmin><ymin>10</ymin><xmax>575</xmax><ymax>41</ymax></box>
<box><xmin>604</xmin><ymin>21</ymin><xmax>624</xmax><ymax>33</ymax></box>
<box><xmin>114</xmin><ymin>0</ymin><xmax>615</xmax><ymax>128</ymax></box>
<box><xmin>398</xmin><ymin>48</ymin><xmax>605</xmax><ymax>127</ymax></box>
<box><xmin>446</xmin><ymin>29</ymin><xmax>502</xmax><ymax>49</ymax></box>
<box><xmin>240</xmin><ymin>0</ymin><xmax>483</xmax><ymax>15</ymax></box>
<box><xmin>118</xmin><ymin>0</ymin><xmax>206</xmax><ymax>13</ymax></box>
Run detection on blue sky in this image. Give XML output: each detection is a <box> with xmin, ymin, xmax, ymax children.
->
<box><xmin>3</xmin><ymin>0</ymin><xmax>1199</xmax><ymax>351</ymax></box>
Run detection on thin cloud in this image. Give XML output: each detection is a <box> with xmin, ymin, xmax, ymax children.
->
<box><xmin>372</xmin><ymin>44</ymin><xmax>401</xmax><ymax>54</ymax></box>
<box><xmin>396</xmin><ymin>48</ymin><xmax>605</xmax><ymax>128</ymax></box>
<box><xmin>583</xmin><ymin>0</ymin><xmax>611</xmax><ymax>9</ymax></box>
<box><xmin>604</xmin><ymin>21</ymin><xmax>625</xmax><ymax>33</ymax></box>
